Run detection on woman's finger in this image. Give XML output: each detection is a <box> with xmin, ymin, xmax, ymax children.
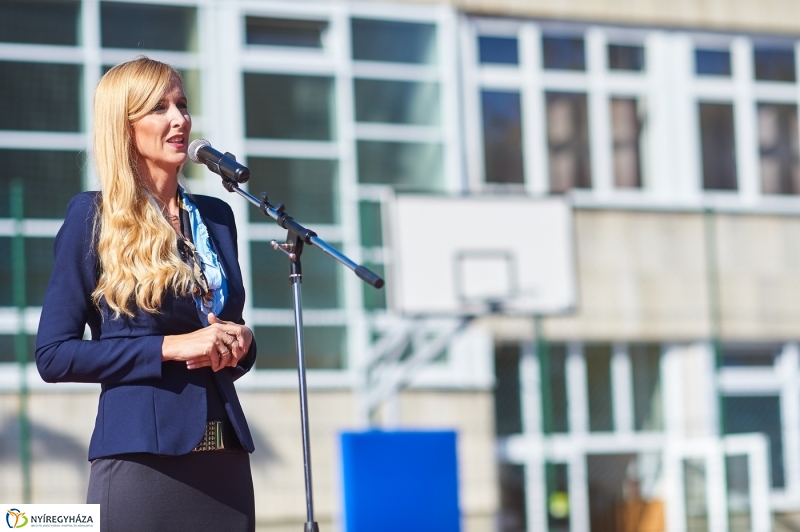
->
<box><xmin>187</xmin><ymin>355</ymin><xmax>212</xmax><ymax>370</ymax></box>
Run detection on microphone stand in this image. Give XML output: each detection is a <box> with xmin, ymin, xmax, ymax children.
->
<box><xmin>218</xmin><ymin>177</ymin><xmax>384</xmax><ymax>532</ymax></box>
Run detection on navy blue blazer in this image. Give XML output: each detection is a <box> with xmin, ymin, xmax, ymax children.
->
<box><xmin>35</xmin><ymin>192</ymin><xmax>256</xmax><ymax>460</ymax></box>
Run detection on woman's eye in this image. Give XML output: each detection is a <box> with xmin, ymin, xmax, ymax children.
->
<box><xmin>151</xmin><ymin>103</ymin><xmax>166</xmax><ymax>112</ymax></box>
<box><xmin>178</xmin><ymin>102</ymin><xmax>189</xmax><ymax>111</ymax></box>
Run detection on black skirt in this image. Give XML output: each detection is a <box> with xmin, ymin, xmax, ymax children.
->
<box><xmin>87</xmin><ymin>451</ymin><xmax>255</xmax><ymax>532</ymax></box>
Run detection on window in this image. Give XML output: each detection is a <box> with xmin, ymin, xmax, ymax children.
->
<box><xmin>479</xmin><ymin>36</ymin><xmax>519</xmax><ymax>65</ymax></box>
<box><xmin>758</xmin><ymin>103</ymin><xmax>800</xmax><ymax>194</ymax></box>
<box><xmin>253</xmin><ymin>325</ymin><xmax>346</xmax><ymax>369</ymax></box>
<box><xmin>356</xmin><ymin>140</ymin><xmax>443</xmax><ymax>191</ymax></box>
<box><xmin>250</xmin><ymin>241</ymin><xmax>342</xmax><ymax>309</ymax></box>
<box><xmin>630</xmin><ymin>344</ymin><xmax>662</xmax><ymax>431</ymax></box>
<box><xmin>0</xmin><ymin>62</ymin><xmax>82</xmax><ymax>132</ymax></box>
<box><xmin>610</xmin><ymin>98</ymin><xmax>645</xmax><ymax>188</ymax></box>
<box><xmin>542</xmin><ymin>36</ymin><xmax>585</xmax><ymax>71</ymax></box>
<box><xmin>359</xmin><ymin>201</ymin><xmax>383</xmax><ymax>248</ymax></box>
<box><xmin>498</xmin><ymin>463</ymin><xmax>527</xmax><ymax>532</ymax></box>
<box><xmin>354</xmin><ymin>79</ymin><xmax>440</xmax><ymax>125</ymax></box>
<box><xmin>608</xmin><ymin>44</ymin><xmax>645</xmax><ymax>71</ymax></box>
<box><xmin>585</xmin><ymin>344</ymin><xmax>613</xmax><ymax>432</ymax></box>
<box><xmin>546</xmin><ymin>463</ymin><xmax>570</xmax><ymax>530</ymax></box>
<box><xmin>244</xmin><ymin>73</ymin><xmax>335</xmax><ymax>140</ymax></box>
<box><xmin>0</xmin><ymin>150</ymin><xmax>84</xmax><ymax>219</ymax></box>
<box><xmin>245</xmin><ymin>17</ymin><xmax>327</xmax><ymax>48</ymax></box>
<box><xmin>721</xmin><ymin>343</ymin><xmax>782</xmax><ymax>366</ymax></box>
<box><xmin>362</xmin><ymin>262</ymin><xmax>386</xmax><ymax>311</ymax></box>
<box><xmin>754</xmin><ymin>47</ymin><xmax>796</xmax><ymax>82</ymax></box>
<box><xmin>100</xmin><ymin>2</ymin><xmax>197</xmax><ymax>51</ymax></box>
<box><xmin>0</xmin><ymin>335</ymin><xmax>36</xmax><ymax>363</ymax></box>
<box><xmin>247</xmin><ymin>158</ymin><xmax>338</xmax><ymax>224</ymax></box>
<box><xmin>546</xmin><ymin>92</ymin><xmax>591</xmax><ymax>192</ymax></box>
<box><xmin>0</xmin><ymin>236</ymin><xmax>57</xmax><ymax>307</ymax></box>
<box><xmin>698</xmin><ymin>102</ymin><xmax>737</xmax><ymax>190</ymax></box>
<box><xmin>351</xmin><ymin>18</ymin><xmax>437</xmax><ymax>64</ymax></box>
<box><xmin>482</xmin><ymin>91</ymin><xmax>524</xmax><ymax>184</ymax></box>
<box><xmin>540</xmin><ymin>343</ymin><xmax>568</xmax><ymax>434</ymax></box>
<box><xmin>684</xmin><ymin>458</ymin><xmax>709</xmax><ymax>529</ymax></box>
<box><xmin>726</xmin><ymin>455</ymin><xmax>751</xmax><ymax>528</ymax></box>
<box><xmin>0</xmin><ymin>0</ymin><xmax>80</xmax><ymax>46</ymax></box>
<box><xmin>723</xmin><ymin>395</ymin><xmax>784</xmax><ymax>488</ymax></box>
<box><xmin>494</xmin><ymin>344</ymin><xmax>522</xmax><ymax>436</ymax></box>
<box><xmin>588</xmin><ymin>454</ymin><xmax>663</xmax><ymax>531</ymax></box>
<box><xmin>695</xmin><ymin>49</ymin><xmax>732</xmax><ymax>76</ymax></box>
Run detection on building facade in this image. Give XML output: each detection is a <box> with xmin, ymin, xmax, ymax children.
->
<box><xmin>3</xmin><ymin>0</ymin><xmax>800</xmax><ymax>531</ymax></box>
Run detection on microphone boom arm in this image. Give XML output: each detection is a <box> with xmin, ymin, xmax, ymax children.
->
<box><xmin>219</xmin><ymin>178</ymin><xmax>385</xmax><ymax>289</ymax></box>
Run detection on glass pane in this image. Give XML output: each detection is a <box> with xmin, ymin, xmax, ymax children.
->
<box><xmin>695</xmin><ymin>49</ymin><xmax>732</xmax><ymax>76</ymax></box>
<box><xmin>482</xmin><ymin>90</ymin><xmax>524</xmax><ymax>184</ymax></box>
<box><xmin>253</xmin><ymin>325</ymin><xmax>345</xmax><ymax>369</ymax></box>
<box><xmin>721</xmin><ymin>342</ymin><xmax>782</xmax><ymax>366</ymax></box>
<box><xmin>359</xmin><ymin>201</ymin><xmax>383</xmax><ymax>248</ymax></box>
<box><xmin>684</xmin><ymin>458</ymin><xmax>709</xmax><ymax>532</ymax></box>
<box><xmin>0</xmin><ymin>150</ymin><xmax>83</xmax><ymax>219</ymax></box>
<box><xmin>726</xmin><ymin>455</ymin><xmax>751</xmax><ymax>532</ymax></box>
<box><xmin>723</xmin><ymin>395</ymin><xmax>784</xmax><ymax>488</ymax></box>
<box><xmin>630</xmin><ymin>343</ymin><xmax>663</xmax><ymax>431</ymax></box>
<box><xmin>542</xmin><ymin>36</ymin><xmax>585</xmax><ymax>71</ymax></box>
<box><xmin>608</xmin><ymin>44</ymin><xmax>645</xmax><ymax>71</ymax></box>
<box><xmin>247</xmin><ymin>158</ymin><xmax>338</xmax><ymax>225</ymax></box>
<box><xmin>100</xmin><ymin>2</ymin><xmax>197</xmax><ymax>51</ymax></box>
<box><xmin>546</xmin><ymin>92</ymin><xmax>591</xmax><ymax>192</ymax></box>
<box><xmin>611</xmin><ymin>98</ymin><xmax>645</xmax><ymax>188</ymax></box>
<box><xmin>244</xmin><ymin>73</ymin><xmax>335</xmax><ymax>141</ymax></box>
<box><xmin>546</xmin><ymin>463</ymin><xmax>569</xmax><ymax>532</ymax></box>
<box><xmin>245</xmin><ymin>17</ymin><xmax>326</xmax><ymax>48</ymax></box>
<box><xmin>699</xmin><ymin>102</ymin><xmax>737</xmax><ymax>190</ymax></box>
<box><xmin>758</xmin><ymin>103</ymin><xmax>800</xmax><ymax>194</ymax></box>
<box><xmin>250</xmin><ymin>241</ymin><xmax>341</xmax><ymax>309</ymax></box>
<box><xmin>754</xmin><ymin>47</ymin><xmax>796</xmax><ymax>82</ymax></box>
<box><xmin>351</xmin><ymin>18</ymin><xmax>437</xmax><ymax>64</ymax></box>
<box><xmin>0</xmin><ymin>237</ymin><xmax>9</xmax><ymax>306</ymax></box>
<box><xmin>0</xmin><ymin>0</ymin><xmax>80</xmax><ymax>46</ymax></box>
<box><xmin>354</xmin><ymin>79</ymin><xmax>439</xmax><ymax>125</ymax></box>
<box><xmin>588</xmin><ymin>454</ymin><xmax>664</xmax><ymax>532</ymax></box>
<box><xmin>362</xmin><ymin>263</ymin><xmax>386</xmax><ymax>311</ymax></box>
<box><xmin>0</xmin><ymin>334</ymin><xmax>36</xmax><ymax>363</ymax></box>
<box><xmin>357</xmin><ymin>140</ymin><xmax>443</xmax><ymax>191</ymax></box>
<box><xmin>0</xmin><ymin>61</ymin><xmax>81</xmax><ymax>132</ymax></box>
<box><xmin>26</xmin><ymin>237</ymin><xmax>54</xmax><ymax>306</ymax></box>
<box><xmin>585</xmin><ymin>344</ymin><xmax>613</xmax><ymax>432</ymax></box>
<box><xmin>479</xmin><ymin>36</ymin><xmax>519</xmax><ymax>65</ymax></box>
<box><xmin>498</xmin><ymin>463</ymin><xmax>527</xmax><ymax>532</ymax></box>
<box><xmin>540</xmin><ymin>343</ymin><xmax>568</xmax><ymax>433</ymax></box>
<box><xmin>494</xmin><ymin>344</ymin><xmax>522</xmax><ymax>436</ymax></box>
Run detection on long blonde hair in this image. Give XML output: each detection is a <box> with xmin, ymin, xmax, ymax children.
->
<box><xmin>92</xmin><ymin>57</ymin><xmax>195</xmax><ymax>317</ymax></box>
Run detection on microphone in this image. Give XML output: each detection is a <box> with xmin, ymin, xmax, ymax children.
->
<box><xmin>188</xmin><ymin>139</ymin><xmax>250</xmax><ymax>183</ymax></box>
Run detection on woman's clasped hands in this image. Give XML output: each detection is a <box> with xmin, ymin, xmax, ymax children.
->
<box><xmin>162</xmin><ymin>313</ymin><xmax>253</xmax><ymax>371</ymax></box>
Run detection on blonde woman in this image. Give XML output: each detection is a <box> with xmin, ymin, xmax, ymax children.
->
<box><xmin>35</xmin><ymin>57</ymin><xmax>256</xmax><ymax>531</ymax></box>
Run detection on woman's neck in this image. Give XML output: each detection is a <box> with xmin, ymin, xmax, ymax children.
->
<box><xmin>138</xmin><ymin>165</ymin><xmax>180</xmax><ymax>214</ymax></box>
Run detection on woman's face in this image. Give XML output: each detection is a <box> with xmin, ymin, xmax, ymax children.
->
<box><xmin>131</xmin><ymin>76</ymin><xmax>191</xmax><ymax>179</ymax></box>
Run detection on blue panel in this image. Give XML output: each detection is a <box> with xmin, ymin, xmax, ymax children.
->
<box><xmin>340</xmin><ymin>430</ymin><xmax>460</xmax><ymax>532</ymax></box>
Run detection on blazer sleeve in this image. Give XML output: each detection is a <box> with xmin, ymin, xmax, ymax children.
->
<box><xmin>35</xmin><ymin>193</ymin><xmax>163</xmax><ymax>384</ymax></box>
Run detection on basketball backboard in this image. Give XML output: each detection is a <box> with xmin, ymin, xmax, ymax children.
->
<box><xmin>386</xmin><ymin>194</ymin><xmax>577</xmax><ymax>316</ymax></box>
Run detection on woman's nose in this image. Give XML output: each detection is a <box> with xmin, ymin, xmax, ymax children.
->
<box><xmin>169</xmin><ymin>105</ymin><xmax>190</xmax><ymax>127</ymax></box>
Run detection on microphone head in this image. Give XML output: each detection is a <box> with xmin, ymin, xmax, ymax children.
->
<box><xmin>188</xmin><ymin>138</ymin><xmax>210</xmax><ymax>164</ymax></box>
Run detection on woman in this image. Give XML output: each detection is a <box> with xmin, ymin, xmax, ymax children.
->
<box><xmin>35</xmin><ymin>57</ymin><xmax>256</xmax><ymax>531</ymax></box>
